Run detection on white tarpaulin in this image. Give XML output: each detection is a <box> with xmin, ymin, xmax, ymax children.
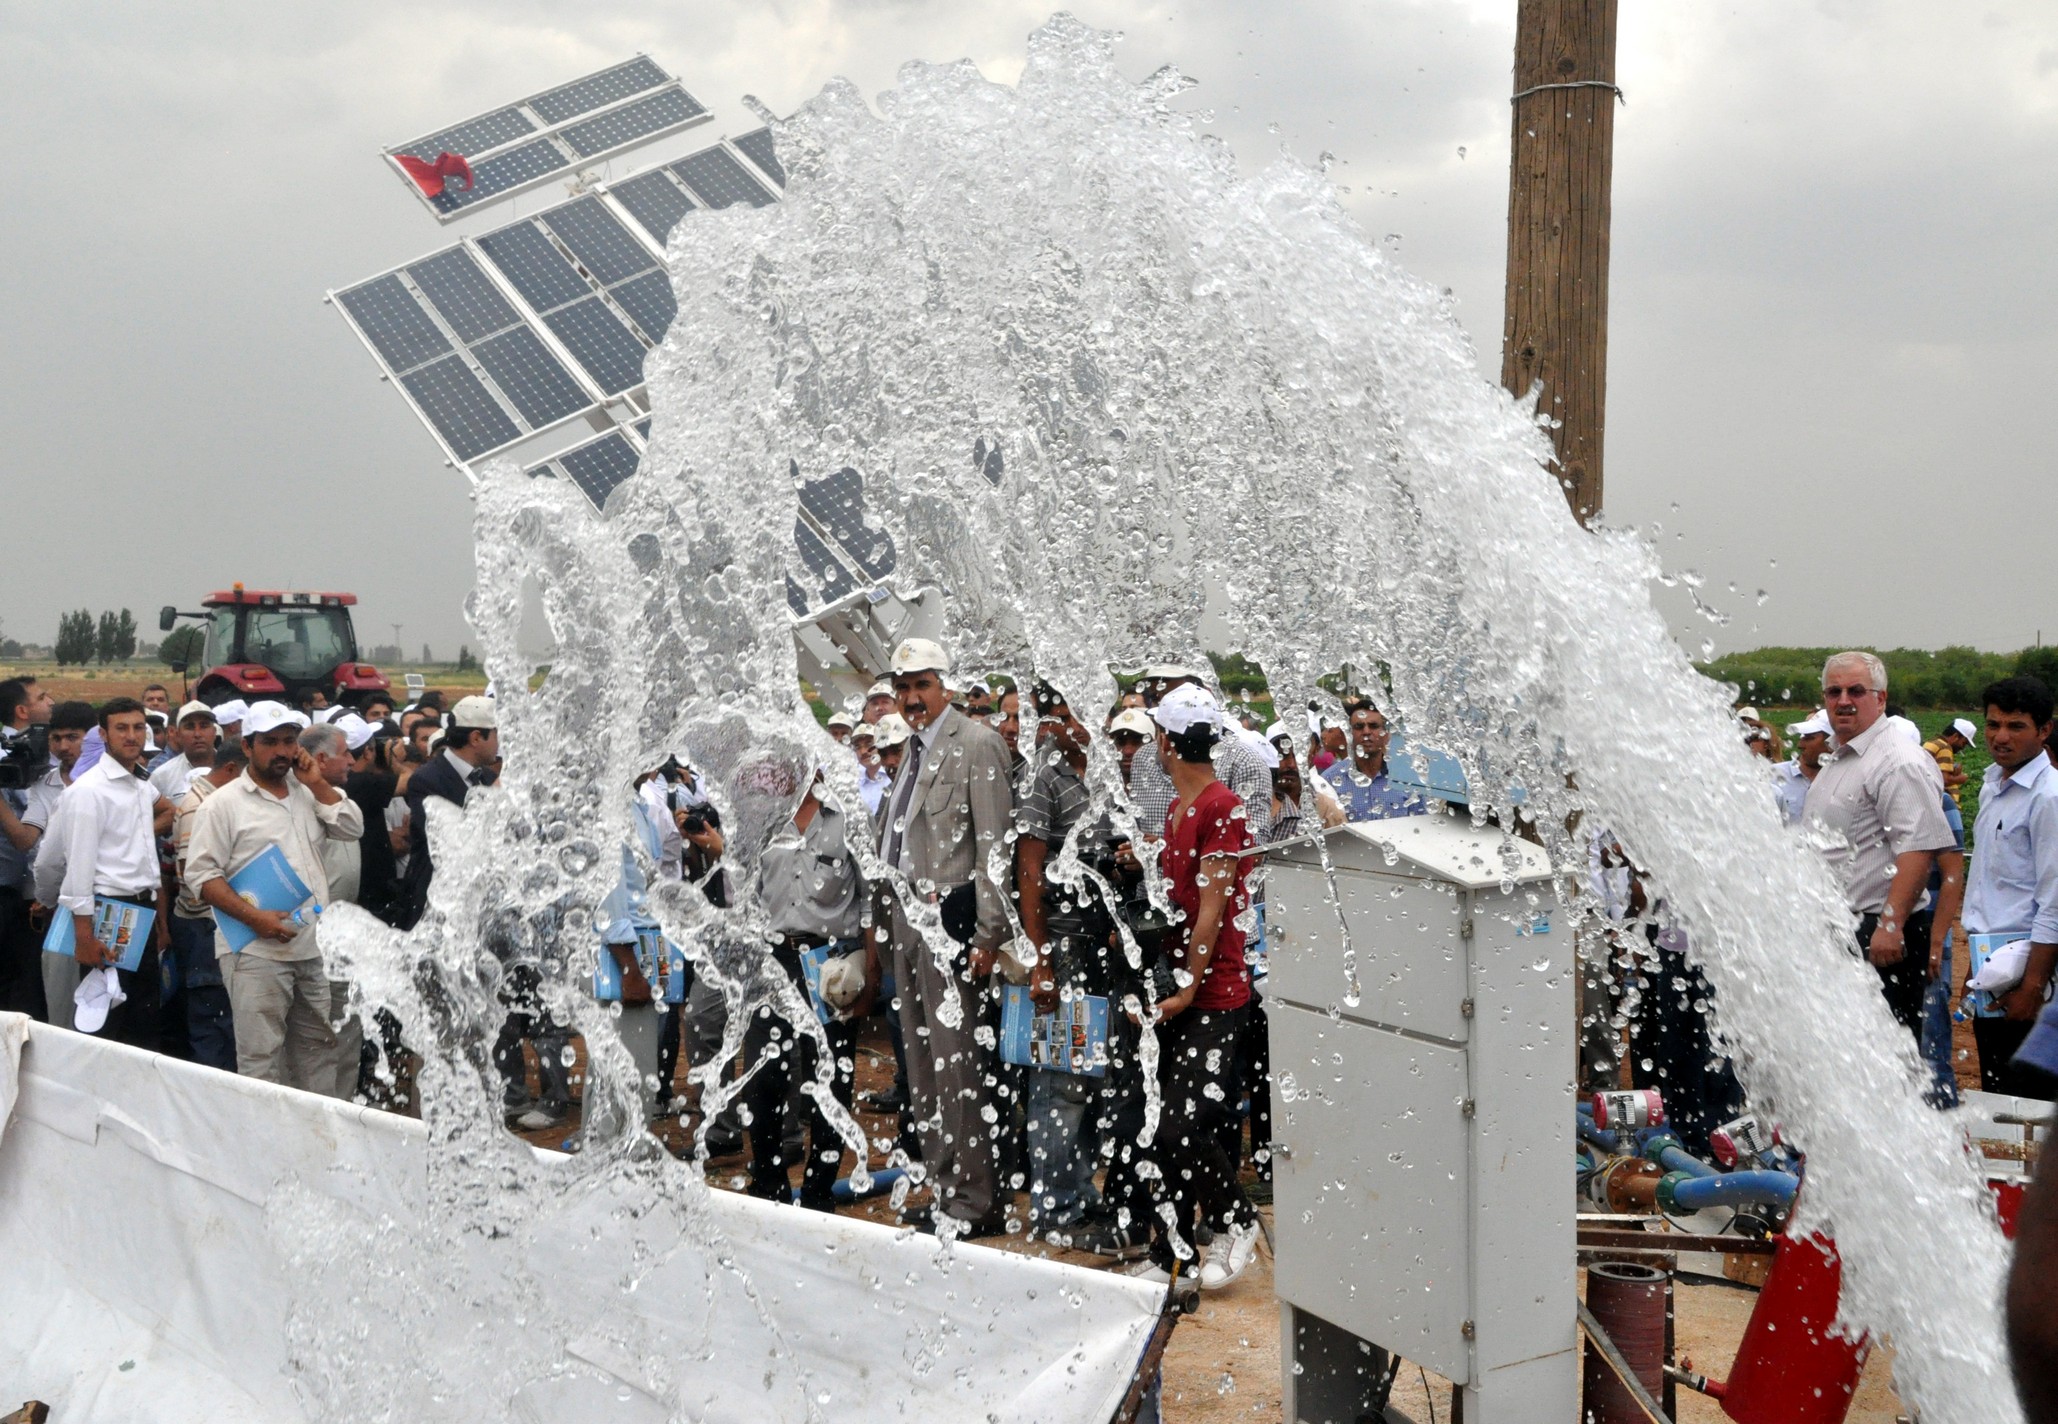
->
<box><xmin>0</xmin><ymin>1014</ymin><xmax>1164</xmax><ymax>1422</ymax></box>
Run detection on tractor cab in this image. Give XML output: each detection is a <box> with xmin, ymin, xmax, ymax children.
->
<box><xmin>162</xmin><ymin>587</ymin><xmax>391</xmax><ymax>710</ymax></box>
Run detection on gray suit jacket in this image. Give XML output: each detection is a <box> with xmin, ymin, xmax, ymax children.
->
<box><xmin>877</xmin><ymin>706</ymin><xmax>1015</xmax><ymax>950</ymax></box>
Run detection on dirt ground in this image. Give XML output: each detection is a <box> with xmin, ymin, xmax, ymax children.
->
<box><xmin>497</xmin><ymin>1009</ymin><xmax>1943</xmax><ymax>1423</ymax></box>
<box><xmin>3</xmin><ymin>660</ymin><xmax>485</xmax><ymax>708</ymax></box>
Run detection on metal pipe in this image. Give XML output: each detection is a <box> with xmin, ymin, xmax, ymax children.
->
<box><xmin>1635</xmin><ymin>1128</ymin><xmax>1719</xmax><ymax>1179</ymax></box>
<box><xmin>1655</xmin><ymin>1169</ymin><xmax>1797</xmax><ymax>1215</ymax></box>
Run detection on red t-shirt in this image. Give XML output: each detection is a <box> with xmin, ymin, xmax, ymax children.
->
<box><xmin>1159</xmin><ymin>779</ymin><xmax>1254</xmax><ymax>1011</ymax></box>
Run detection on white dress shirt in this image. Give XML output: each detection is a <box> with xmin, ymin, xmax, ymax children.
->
<box><xmin>1966</xmin><ymin>755</ymin><xmax>2058</xmax><ymax>943</ymax></box>
<box><xmin>638</xmin><ymin>777</ymin><xmax>684</xmax><ymax>881</ymax></box>
<box><xmin>56</xmin><ymin>754</ymin><xmax>162</xmax><ymax>916</ymax></box>
<box><xmin>149</xmin><ymin>752</ymin><xmax>199</xmax><ymax>803</ymax></box>
<box><xmin>1802</xmin><ymin>717</ymin><xmax>1956</xmax><ymax>916</ymax></box>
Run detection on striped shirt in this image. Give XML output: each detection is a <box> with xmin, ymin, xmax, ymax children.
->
<box><xmin>1130</xmin><ymin>732</ymin><xmax>1273</xmax><ymax>843</ymax></box>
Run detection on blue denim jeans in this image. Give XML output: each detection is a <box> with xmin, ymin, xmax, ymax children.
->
<box><xmin>1027</xmin><ymin>1064</ymin><xmax>1100</xmax><ymax>1230</ymax></box>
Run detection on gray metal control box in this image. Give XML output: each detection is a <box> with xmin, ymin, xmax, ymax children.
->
<box><xmin>1265</xmin><ymin>812</ymin><xmax>1574</xmax><ymax>1424</ymax></box>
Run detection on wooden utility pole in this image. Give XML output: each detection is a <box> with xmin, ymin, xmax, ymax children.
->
<box><xmin>1501</xmin><ymin>0</ymin><xmax>1619</xmax><ymax>526</ymax></box>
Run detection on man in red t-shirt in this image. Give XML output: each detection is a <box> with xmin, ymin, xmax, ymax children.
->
<box><xmin>1133</xmin><ymin>683</ymin><xmax>1262</xmax><ymax>1291</ymax></box>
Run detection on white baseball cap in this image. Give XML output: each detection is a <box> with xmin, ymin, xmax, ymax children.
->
<box><xmin>1736</xmin><ymin>706</ymin><xmax>1762</xmax><ymax>722</ymax></box>
<box><xmin>1140</xmin><ymin>663</ymin><xmax>1203</xmax><ymax>683</ymax></box>
<box><xmin>175</xmin><ymin>700</ymin><xmax>216</xmax><ymax>725</ymax></box>
<box><xmin>333</xmin><ymin>712</ymin><xmax>376</xmax><ymax>752</ymax></box>
<box><xmin>1951</xmin><ymin>717</ymin><xmax>1980</xmax><ymax>744</ymax></box>
<box><xmin>450</xmin><ymin>694</ymin><xmax>498</xmax><ymax>730</ymax></box>
<box><xmin>73</xmin><ymin>965</ymin><xmax>128</xmax><ymax>1034</ymax></box>
<box><xmin>213</xmin><ymin>698</ymin><xmax>250</xmax><ymax>727</ymax></box>
<box><xmin>242</xmin><ymin>701</ymin><xmax>310</xmax><ymax>736</ymax></box>
<box><xmin>1239</xmin><ymin>724</ymin><xmax>1281</xmax><ymax>769</ymax></box>
<box><xmin>890</xmin><ymin>638</ymin><xmax>950</xmax><ymax>676</ymax></box>
<box><xmin>1788</xmin><ymin>712</ymin><xmax>1831</xmax><ymax>739</ymax></box>
<box><xmin>1150</xmin><ymin>683</ymin><xmax>1223</xmax><ymax>735</ymax></box>
<box><xmin>825</xmin><ymin>710</ymin><xmax>855</xmax><ymax>730</ymax></box>
<box><xmin>1108</xmin><ymin>708</ymin><xmax>1154</xmax><ymax>738</ymax></box>
<box><xmin>866</xmin><ymin>681</ymin><xmax>893</xmax><ymax>701</ymax></box>
<box><xmin>872</xmin><ymin>713</ymin><xmax>913</xmax><ymax>748</ymax></box>
<box><xmin>818</xmin><ymin>954</ymin><xmax>868</xmax><ymax>1012</ymax></box>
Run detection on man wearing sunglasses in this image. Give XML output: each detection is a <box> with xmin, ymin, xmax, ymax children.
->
<box><xmin>1803</xmin><ymin>651</ymin><xmax>1958</xmax><ymax>1039</ymax></box>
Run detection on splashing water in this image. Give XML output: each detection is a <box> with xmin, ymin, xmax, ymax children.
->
<box><xmin>311</xmin><ymin>14</ymin><xmax>2006</xmax><ymax>1419</ymax></box>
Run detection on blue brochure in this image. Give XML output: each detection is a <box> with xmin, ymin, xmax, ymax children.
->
<box><xmin>999</xmin><ymin>984</ymin><xmax>1111</xmax><ymax>1078</ymax></box>
<box><xmin>216</xmin><ymin>845</ymin><xmax>317</xmax><ymax>955</ymax></box>
<box><xmin>43</xmin><ymin>896</ymin><xmax>155</xmax><ymax>973</ymax></box>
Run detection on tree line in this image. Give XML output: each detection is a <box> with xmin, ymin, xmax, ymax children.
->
<box><xmin>1699</xmin><ymin>645</ymin><xmax>2058</xmax><ymax>710</ymax></box>
<box><xmin>53</xmin><ymin>609</ymin><xmax>139</xmax><ymax>667</ymax></box>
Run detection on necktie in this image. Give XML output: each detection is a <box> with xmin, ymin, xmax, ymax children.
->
<box><xmin>468</xmin><ymin>767</ymin><xmax>493</xmax><ymax>786</ymax></box>
<box><xmin>884</xmin><ymin>734</ymin><xmax>925</xmax><ymax>868</ymax></box>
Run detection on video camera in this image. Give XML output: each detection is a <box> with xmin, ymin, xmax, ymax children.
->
<box><xmin>0</xmin><ymin>724</ymin><xmax>51</xmax><ymax>791</ymax></box>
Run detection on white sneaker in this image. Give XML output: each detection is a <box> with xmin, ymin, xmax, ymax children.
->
<box><xmin>1126</xmin><ymin>1260</ymin><xmax>1174</xmax><ymax>1286</ymax></box>
<box><xmin>1199</xmin><ymin>1220</ymin><xmax>1259</xmax><ymax>1291</ymax></box>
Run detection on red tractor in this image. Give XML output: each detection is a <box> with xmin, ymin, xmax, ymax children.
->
<box><xmin>160</xmin><ymin>586</ymin><xmax>392</xmax><ymax>711</ymax></box>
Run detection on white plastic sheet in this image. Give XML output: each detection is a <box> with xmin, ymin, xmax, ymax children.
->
<box><xmin>0</xmin><ymin>1014</ymin><xmax>1162</xmax><ymax>1421</ymax></box>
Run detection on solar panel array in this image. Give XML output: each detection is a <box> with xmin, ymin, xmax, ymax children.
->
<box><xmin>388</xmin><ymin>57</ymin><xmax>709</xmax><ymax>217</ymax></box>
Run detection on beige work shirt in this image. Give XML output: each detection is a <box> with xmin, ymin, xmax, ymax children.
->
<box><xmin>183</xmin><ymin>769</ymin><xmax>363</xmax><ymax>962</ymax></box>
<box><xmin>1802</xmin><ymin>718</ymin><xmax>1956</xmax><ymax>916</ymax></box>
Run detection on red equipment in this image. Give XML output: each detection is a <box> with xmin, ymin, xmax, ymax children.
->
<box><xmin>162</xmin><ymin>585</ymin><xmax>390</xmax><ymax>711</ymax></box>
<box><xmin>1693</xmin><ymin>1233</ymin><xmax>1870</xmax><ymax>1424</ymax></box>
<box><xmin>394</xmin><ymin>151</ymin><xmax>475</xmax><ymax>198</ymax></box>
<box><xmin>1591</xmin><ymin>1088</ymin><xmax>1665</xmax><ymax>1132</ymax></box>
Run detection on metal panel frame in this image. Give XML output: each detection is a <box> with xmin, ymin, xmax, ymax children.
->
<box><xmin>382</xmin><ymin>56</ymin><xmax>712</xmax><ymax>221</ymax></box>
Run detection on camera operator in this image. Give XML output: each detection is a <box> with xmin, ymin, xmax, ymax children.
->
<box><xmin>1</xmin><ymin>678</ymin><xmax>56</xmax><ymax>1017</ymax></box>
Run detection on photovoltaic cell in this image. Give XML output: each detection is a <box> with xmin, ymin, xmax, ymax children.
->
<box><xmin>558</xmin><ymin>432</ymin><xmax>643</xmax><ymax>506</ymax></box>
<box><xmin>471</xmin><ymin>327</ymin><xmax>589</xmax><ymax>428</ymax></box>
<box><xmin>671</xmin><ymin>146</ymin><xmax>776</xmax><ymax>209</ymax></box>
<box><xmin>397</xmin><ymin>107</ymin><xmax>534</xmax><ymax>162</ymax></box>
<box><xmin>400</xmin><ymin>355</ymin><xmax>520</xmax><ymax>461</ymax></box>
<box><xmin>794</xmin><ymin>522</ymin><xmax>857</xmax><ymax>606</ymax></box>
<box><xmin>561</xmin><ymin>88</ymin><xmax>705</xmax><ymax>160</ymax></box>
<box><xmin>608</xmin><ymin>270</ymin><xmax>677</xmax><ymax>343</ymax></box>
<box><xmin>337</xmin><ymin>275</ymin><xmax>451</xmax><ymax>373</ymax></box>
<box><xmin>530</xmin><ymin>57</ymin><xmax>672</xmax><ymax>125</ymax></box>
<box><xmin>542</xmin><ymin>197</ymin><xmax>657</xmax><ymax>286</ymax></box>
<box><xmin>610</xmin><ymin>170</ymin><xmax>695</xmax><ymax>247</ymax></box>
<box><xmin>733</xmin><ymin>128</ymin><xmax>785</xmax><ymax>187</ymax></box>
<box><xmin>406</xmin><ymin>248</ymin><xmax>520</xmax><ymax>344</ymax></box>
<box><xmin>434</xmin><ymin>138</ymin><xmax>569</xmax><ymax>214</ymax></box>
<box><xmin>799</xmin><ymin>467</ymin><xmax>896</xmax><ymax>578</ymax></box>
<box><xmin>479</xmin><ymin>222</ymin><xmax>593</xmax><ymax>313</ymax></box>
<box><xmin>786</xmin><ymin>576</ymin><xmax>810</xmax><ymax>618</ymax></box>
<box><xmin>544</xmin><ymin>296</ymin><xmax>648</xmax><ymax>394</ymax></box>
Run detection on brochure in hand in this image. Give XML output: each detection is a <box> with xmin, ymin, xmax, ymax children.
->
<box><xmin>594</xmin><ymin>928</ymin><xmax>686</xmax><ymax>1003</ymax></box>
<box><xmin>42</xmin><ymin>897</ymin><xmax>155</xmax><ymax>973</ymax></box>
<box><xmin>1966</xmin><ymin>933</ymin><xmax>2045</xmax><ymax>1019</ymax></box>
<box><xmin>998</xmin><ymin>984</ymin><xmax>1111</xmax><ymax>1078</ymax></box>
<box><xmin>216</xmin><ymin>845</ymin><xmax>318</xmax><ymax>954</ymax></box>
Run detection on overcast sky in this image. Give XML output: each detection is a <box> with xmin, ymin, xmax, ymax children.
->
<box><xmin>3</xmin><ymin>2</ymin><xmax>2053</xmax><ymax>661</ymax></box>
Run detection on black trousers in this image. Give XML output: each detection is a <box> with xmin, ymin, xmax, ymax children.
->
<box><xmin>92</xmin><ymin>893</ymin><xmax>163</xmax><ymax>1053</ymax></box>
<box><xmin>1628</xmin><ymin>929</ymin><xmax>1743</xmax><ymax>1158</ymax></box>
<box><xmin>1858</xmin><ymin>909</ymin><xmax>1933</xmax><ymax>1041</ymax></box>
<box><xmin>0</xmin><ymin>887</ymin><xmax>47</xmax><ymax>1020</ymax></box>
<box><xmin>1149</xmin><ymin>1004</ymin><xmax>1254</xmax><ymax>1271</ymax></box>
<box><xmin>1092</xmin><ymin>1004</ymin><xmax>1154</xmax><ymax>1231</ymax></box>
<box><xmin>1974</xmin><ymin>1016</ymin><xmax>2057</xmax><ymax>1098</ymax></box>
<box><xmin>742</xmin><ymin>943</ymin><xmax>857</xmax><ymax>1205</ymax></box>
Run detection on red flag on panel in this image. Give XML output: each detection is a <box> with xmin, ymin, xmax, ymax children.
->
<box><xmin>394</xmin><ymin>151</ymin><xmax>475</xmax><ymax>198</ymax></box>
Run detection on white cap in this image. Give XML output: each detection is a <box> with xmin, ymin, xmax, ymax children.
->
<box><xmin>890</xmin><ymin>638</ymin><xmax>950</xmax><ymax>676</ymax></box>
<box><xmin>243</xmin><ymin>701</ymin><xmax>310</xmax><ymax>736</ymax></box>
<box><xmin>1238</xmin><ymin>724</ymin><xmax>1281</xmax><ymax>769</ymax></box>
<box><xmin>872</xmin><ymin>713</ymin><xmax>913</xmax><ymax>749</ymax></box>
<box><xmin>450</xmin><ymin>694</ymin><xmax>498</xmax><ymax>730</ymax></box>
<box><xmin>73</xmin><ymin>965</ymin><xmax>128</xmax><ymax>1035</ymax></box>
<box><xmin>1951</xmin><ymin>717</ymin><xmax>1979</xmax><ymax>744</ymax></box>
<box><xmin>1886</xmin><ymin>714</ymin><xmax>1924</xmax><ymax>747</ymax></box>
<box><xmin>1736</xmin><ymin>706</ymin><xmax>1762</xmax><ymax>722</ymax></box>
<box><xmin>1264</xmin><ymin>721</ymin><xmax>1290</xmax><ymax>744</ymax></box>
<box><xmin>819</xmin><ymin>954</ymin><xmax>868</xmax><ymax>1013</ymax></box>
<box><xmin>826</xmin><ymin>710</ymin><xmax>855</xmax><ymax>730</ymax></box>
<box><xmin>333</xmin><ymin>712</ymin><xmax>376</xmax><ymax>752</ymax></box>
<box><xmin>1108</xmin><ymin>708</ymin><xmax>1154</xmax><ymax>738</ymax></box>
<box><xmin>1150</xmin><ymin>683</ymin><xmax>1223</xmax><ymax>735</ymax></box>
<box><xmin>866</xmin><ymin>681</ymin><xmax>893</xmax><ymax>701</ymax></box>
<box><xmin>213</xmin><ymin>699</ymin><xmax>250</xmax><ymax>727</ymax></box>
<box><xmin>1140</xmin><ymin>663</ymin><xmax>1202</xmax><ymax>683</ymax></box>
<box><xmin>1788</xmin><ymin>711</ymin><xmax>1831</xmax><ymax>739</ymax></box>
<box><xmin>175</xmin><ymin>700</ymin><xmax>216</xmax><ymax>725</ymax></box>
<box><xmin>850</xmin><ymin>722</ymin><xmax>877</xmax><ymax>743</ymax></box>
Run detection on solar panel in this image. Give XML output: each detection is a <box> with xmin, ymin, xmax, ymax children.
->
<box><xmin>557</xmin><ymin>432</ymin><xmax>643</xmax><ymax>506</ymax></box>
<box><xmin>530</xmin><ymin>57</ymin><xmax>672</xmax><ymax>125</ymax></box>
<box><xmin>471</xmin><ymin>327</ymin><xmax>589</xmax><ymax>428</ymax></box>
<box><xmin>544</xmin><ymin>297</ymin><xmax>648</xmax><ymax>394</ymax></box>
<box><xmin>610</xmin><ymin>170</ymin><xmax>696</xmax><ymax>247</ymax></box>
<box><xmin>634</xmin><ymin>418</ymin><xmax>653</xmax><ymax>439</ymax></box>
<box><xmin>435</xmin><ymin>138</ymin><xmax>570</xmax><ymax>215</ymax></box>
<box><xmin>608</xmin><ymin>270</ymin><xmax>677</xmax><ymax>343</ymax></box>
<box><xmin>400</xmin><ymin>355</ymin><xmax>521</xmax><ymax>461</ymax></box>
<box><xmin>406</xmin><ymin>248</ymin><xmax>521</xmax><ymax>344</ymax></box>
<box><xmin>794</xmin><ymin>522</ymin><xmax>858</xmax><ymax>606</ymax></box>
<box><xmin>542</xmin><ymin>197</ymin><xmax>657</xmax><ymax>286</ymax></box>
<box><xmin>671</xmin><ymin>146</ymin><xmax>776</xmax><ymax>209</ymax></box>
<box><xmin>396</xmin><ymin>108</ymin><xmax>534</xmax><ymax>163</ymax></box>
<box><xmin>478</xmin><ymin>222</ymin><xmax>592</xmax><ymax>313</ymax></box>
<box><xmin>798</xmin><ymin>467</ymin><xmax>896</xmax><ymax>578</ymax></box>
<box><xmin>733</xmin><ymin>128</ymin><xmax>786</xmax><ymax>187</ymax></box>
<box><xmin>337</xmin><ymin>275</ymin><xmax>451</xmax><ymax>373</ymax></box>
<box><xmin>561</xmin><ymin>88</ymin><xmax>705</xmax><ymax>160</ymax></box>
<box><xmin>785</xmin><ymin>577</ymin><xmax>810</xmax><ymax>618</ymax></box>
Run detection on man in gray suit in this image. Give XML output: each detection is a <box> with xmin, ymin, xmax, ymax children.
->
<box><xmin>875</xmin><ymin>636</ymin><xmax>1016</xmax><ymax>1235</ymax></box>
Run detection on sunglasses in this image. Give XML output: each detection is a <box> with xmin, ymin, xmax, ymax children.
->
<box><xmin>1821</xmin><ymin>686</ymin><xmax>1879</xmax><ymax>701</ymax></box>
